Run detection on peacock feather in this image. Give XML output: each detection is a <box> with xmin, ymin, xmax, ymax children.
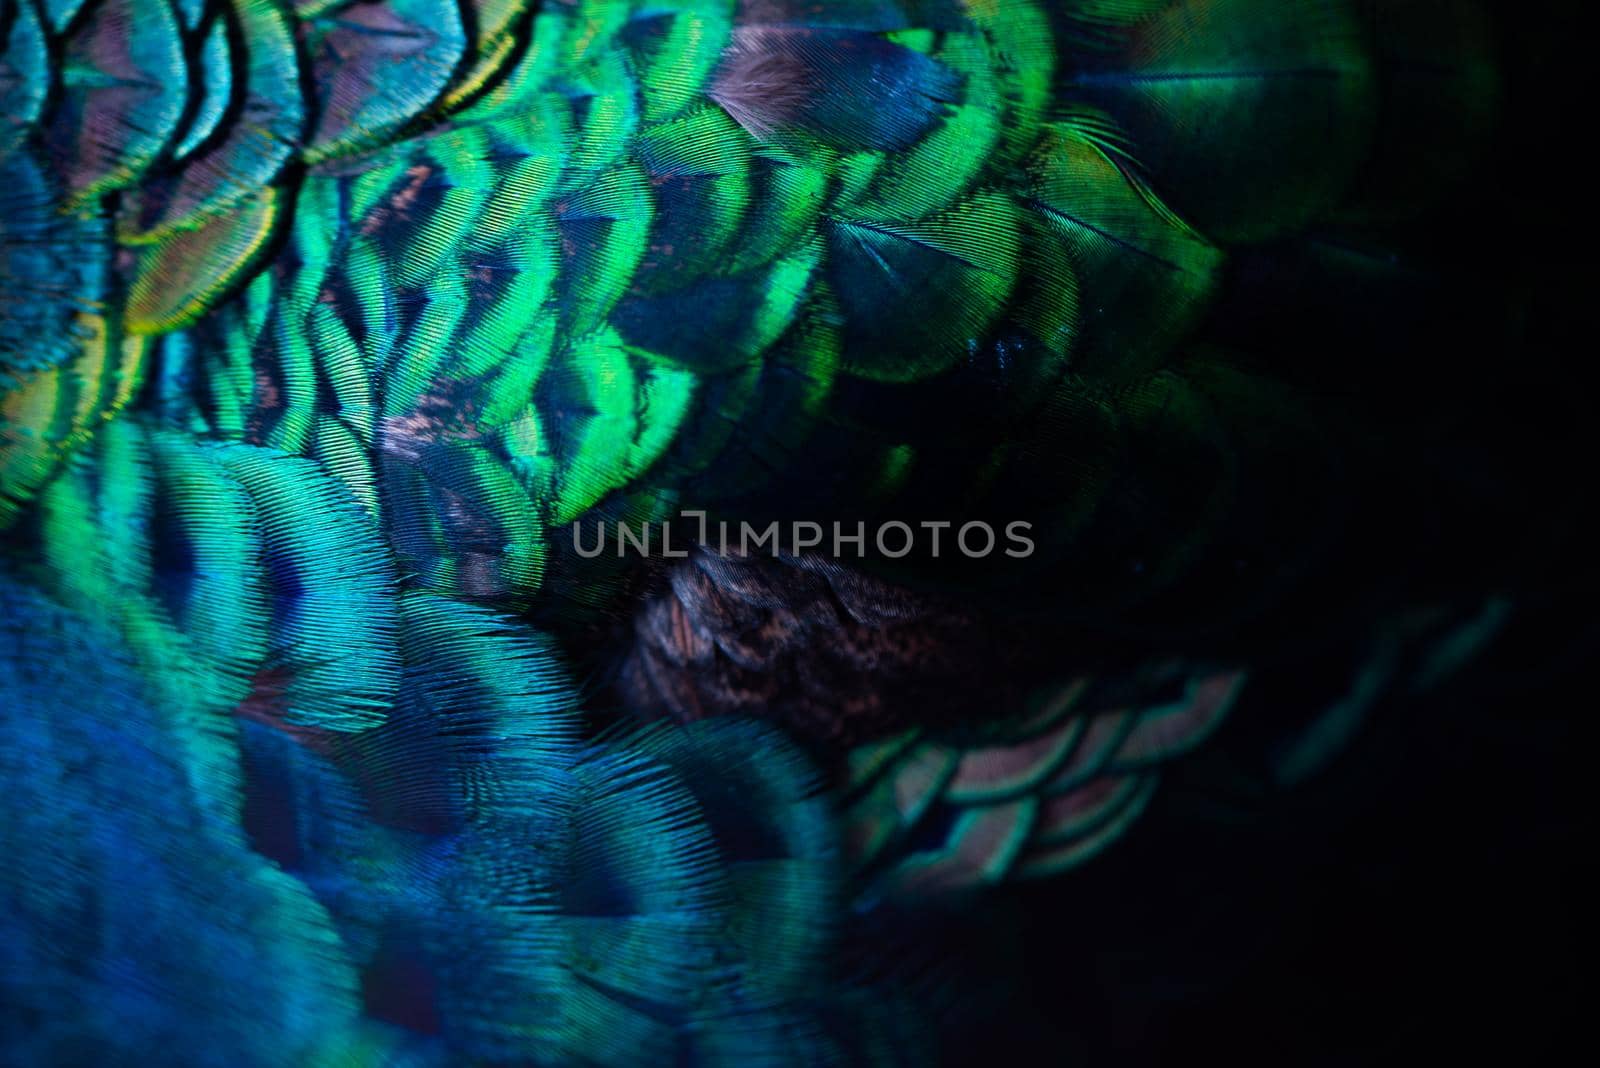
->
<box><xmin>0</xmin><ymin>0</ymin><xmax>1561</xmax><ymax>1063</ymax></box>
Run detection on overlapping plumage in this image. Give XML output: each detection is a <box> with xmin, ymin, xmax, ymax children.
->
<box><xmin>0</xmin><ymin>0</ymin><xmax>1516</xmax><ymax>1062</ymax></box>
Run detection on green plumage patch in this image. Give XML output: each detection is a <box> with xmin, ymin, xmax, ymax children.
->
<box><xmin>828</xmin><ymin>191</ymin><xmax>1023</xmax><ymax>383</ymax></box>
<box><xmin>36</xmin><ymin>421</ymin><xmax>403</xmax><ymax>732</ymax></box>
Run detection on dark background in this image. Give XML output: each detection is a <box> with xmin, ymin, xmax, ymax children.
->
<box><xmin>942</xmin><ymin>2</ymin><xmax>1585</xmax><ymax>1061</ymax></box>
<box><xmin>961</xmin><ymin>617</ymin><xmax>1583</xmax><ymax>1063</ymax></box>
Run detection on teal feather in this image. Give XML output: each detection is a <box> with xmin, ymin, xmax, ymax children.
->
<box><xmin>172</xmin><ymin>18</ymin><xmax>232</xmax><ymax>163</ymax></box>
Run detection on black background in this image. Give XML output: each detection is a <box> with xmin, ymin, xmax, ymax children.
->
<box><xmin>941</xmin><ymin>2</ymin><xmax>1584</xmax><ymax>1061</ymax></box>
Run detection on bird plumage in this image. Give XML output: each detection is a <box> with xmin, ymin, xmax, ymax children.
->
<box><xmin>0</xmin><ymin>0</ymin><xmax>1545</xmax><ymax>1063</ymax></box>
